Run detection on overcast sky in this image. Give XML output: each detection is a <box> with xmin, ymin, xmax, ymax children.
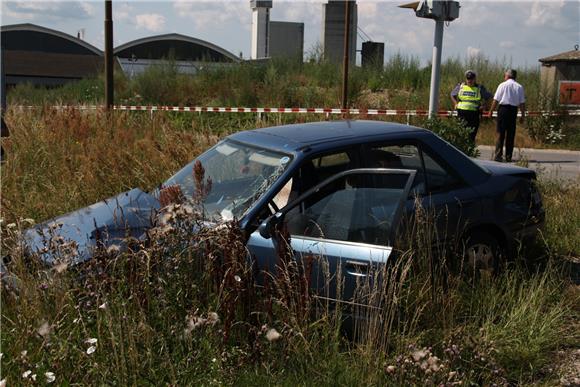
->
<box><xmin>1</xmin><ymin>0</ymin><xmax>578</xmax><ymax>68</ymax></box>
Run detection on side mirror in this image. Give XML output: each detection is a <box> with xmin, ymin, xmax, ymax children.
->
<box><xmin>258</xmin><ymin>218</ymin><xmax>273</xmax><ymax>239</ymax></box>
<box><xmin>258</xmin><ymin>213</ymin><xmax>283</xmax><ymax>239</ymax></box>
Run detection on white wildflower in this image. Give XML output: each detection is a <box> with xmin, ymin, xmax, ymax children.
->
<box><xmin>86</xmin><ymin>345</ymin><xmax>96</xmax><ymax>355</ymax></box>
<box><xmin>234</xmin><ymin>275</ymin><xmax>242</xmax><ymax>283</ymax></box>
<box><xmin>37</xmin><ymin>321</ymin><xmax>51</xmax><ymax>337</ymax></box>
<box><xmin>45</xmin><ymin>372</ymin><xmax>56</xmax><ymax>383</ymax></box>
<box><xmin>106</xmin><ymin>245</ymin><xmax>120</xmax><ymax>254</ymax></box>
<box><xmin>386</xmin><ymin>365</ymin><xmax>396</xmax><ymax>374</ymax></box>
<box><xmin>20</xmin><ymin>350</ymin><xmax>28</xmax><ymax>357</ymax></box>
<box><xmin>85</xmin><ymin>338</ymin><xmax>98</xmax><ymax>344</ymax></box>
<box><xmin>412</xmin><ymin>349</ymin><xmax>428</xmax><ymax>362</ymax></box>
<box><xmin>22</xmin><ymin>370</ymin><xmax>32</xmax><ymax>379</ymax></box>
<box><xmin>98</xmin><ymin>302</ymin><xmax>107</xmax><ymax>310</ymax></box>
<box><xmin>265</xmin><ymin>328</ymin><xmax>281</xmax><ymax>342</ymax></box>
<box><xmin>207</xmin><ymin>312</ymin><xmax>219</xmax><ymax>325</ymax></box>
<box><xmin>0</xmin><ymin>378</ymin><xmax>6</xmax><ymax>387</ymax></box>
<box><xmin>31</xmin><ymin>374</ymin><xmax>37</xmax><ymax>382</ymax></box>
<box><xmin>54</xmin><ymin>262</ymin><xmax>68</xmax><ymax>273</ymax></box>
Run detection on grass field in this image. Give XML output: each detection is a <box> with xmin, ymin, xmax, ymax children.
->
<box><xmin>1</xmin><ymin>108</ymin><xmax>578</xmax><ymax>385</ymax></box>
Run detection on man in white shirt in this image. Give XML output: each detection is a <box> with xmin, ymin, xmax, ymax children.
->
<box><xmin>488</xmin><ymin>69</ymin><xmax>526</xmax><ymax>162</ymax></box>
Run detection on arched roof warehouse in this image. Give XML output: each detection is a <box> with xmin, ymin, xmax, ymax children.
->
<box><xmin>114</xmin><ymin>33</ymin><xmax>240</xmax><ymax>63</ymax></box>
<box><xmin>1</xmin><ymin>23</ymin><xmax>103</xmax><ymax>87</ymax></box>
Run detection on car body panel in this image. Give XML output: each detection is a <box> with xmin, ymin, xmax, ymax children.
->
<box><xmin>23</xmin><ymin>188</ymin><xmax>159</xmax><ymax>264</ymax></box>
<box><xmin>17</xmin><ymin>120</ymin><xmax>544</xmax><ymax>297</ymax></box>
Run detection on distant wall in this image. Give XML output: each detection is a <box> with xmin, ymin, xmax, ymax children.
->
<box><xmin>322</xmin><ymin>1</ymin><xmax>357</xmax><ymax>65</ymax></box>
<box><xmin>270</xmin><ymin>21</ymin><xmax>304</xmax><ymax>60</ymax></box>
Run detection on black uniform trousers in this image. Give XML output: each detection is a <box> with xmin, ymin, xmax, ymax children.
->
<box><xmin>457</xmin><ymin>109</ymin><xmax>480</xmax><ymax>142</ymax></box>
<box><xmin>494</xmin><ymin>104</ymin><xmax>518</xmax><ymax>162</ymax></box>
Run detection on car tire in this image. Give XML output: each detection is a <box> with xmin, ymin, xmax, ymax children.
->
<box><xmin>462</xmin><ymin>231</ymin><xmax>503</xmax><ymax>277</ymax></box>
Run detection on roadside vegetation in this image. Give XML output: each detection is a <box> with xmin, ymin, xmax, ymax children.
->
<box><xmin>1</xmin><ymin>108</ymin><xmax>578</xmax><ymax>385</ymax></box>
<box><xmin>7</xmin><ymin>54</ymin><xmax>579</xmax><ymax>149</ymax></box>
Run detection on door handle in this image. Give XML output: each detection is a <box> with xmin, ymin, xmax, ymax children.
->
<box><xmin>345</xmin><ymin>260</ymin><xmax>369</xmax><ymax>277</ymax></box>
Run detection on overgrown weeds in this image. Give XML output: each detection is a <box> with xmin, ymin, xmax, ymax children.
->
<box><xmin>1</xmin><ymin>109</ymin><xmax>578</xmax><ymax>385</ymax></box>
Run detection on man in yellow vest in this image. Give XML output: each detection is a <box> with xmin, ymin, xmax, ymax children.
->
<box><xmin>450</xmin><ymin>70</ymin><xmax>492</xmax><ymax>142</ymax></box>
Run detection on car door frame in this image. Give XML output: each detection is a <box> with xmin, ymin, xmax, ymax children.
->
<box><xmin>249</xmin><ymin>168</ymin><xmax>416</xmax><ymax>305</ymax></box>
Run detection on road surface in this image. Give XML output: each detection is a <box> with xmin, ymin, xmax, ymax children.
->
<box><xmin>477</xmin><ymin>145</ymin><xmax>580</xmax><ymax>181</ymax></box>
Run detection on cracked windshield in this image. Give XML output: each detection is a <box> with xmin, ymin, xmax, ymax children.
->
<box><xmin>163</xmin><ymin>140</ymin><xmax>292</xmax><ymax>221</ymax></box>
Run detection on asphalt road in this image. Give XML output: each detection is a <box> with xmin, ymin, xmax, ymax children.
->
<box><xmin>477</xmin><ymin>145</ymin><xmax>580</xmax><ymax>181</ymax></box>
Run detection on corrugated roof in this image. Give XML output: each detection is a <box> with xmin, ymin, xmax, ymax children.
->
<box><xmin>539</xmin><ymin>48</ymin><xmax>580</xmax><ymax>63</ymax></box>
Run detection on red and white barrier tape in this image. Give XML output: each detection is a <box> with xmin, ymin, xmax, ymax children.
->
<box><xmin>13</xmin><ymin>105</ymin><xmax>580</xmax><ymax>117</ymax></box>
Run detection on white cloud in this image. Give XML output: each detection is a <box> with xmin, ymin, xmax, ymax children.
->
<box><xmin>115</xmin><ymin>3</ymin><xmax>135</xmax><ymax>23</ymax></box>
<box><xmin>173</xmin><ymin>1</ymin><xmax>249</xmax><ymax>30</ymax></box>
<box><xmin>135</xmin><ymin>13</ymin><xmax>166</xmax><ymax>32</ymax></box>
<box><xmin>2</xmin><ymin>0</ymin><xmax>94</xmax><ymax>21</ymax></box>
<box><xmin>467</xmin><ymin>46</ymin><xmax>482</xmax><ymax>58</ymax></box>
<box><xmin>526</xmin><ymin>0</ymin><xmax>565</xmax><ymax>27</ymax></box>
<box><xmin>500</xmin><ymin>41</ymin><xmax>515</xmax><ymax>49</ymax></box>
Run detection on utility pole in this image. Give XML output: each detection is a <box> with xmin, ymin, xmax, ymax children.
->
<box><xmin>399</xmin><ymin>1</ymin><xmax>460</xmax><ymax>118</ymax></box>
<box><xmin>1</xmin><ymin>37</ymin><xmax>9</xmax><ymax>162</ymax></box>
<box><xmin>104</xmin><ymin>0</ymin><xmax>114</xmax><ymax>111</ymax></box>
<box><xmin>341</xmin><ymin>0</ymin><xmax>351</xmax><ymax>110</ymax></box>
<box><xmin>428</xmin><ymin>19</ymin><xmax>444</xmax><ymax>118</ymax></box>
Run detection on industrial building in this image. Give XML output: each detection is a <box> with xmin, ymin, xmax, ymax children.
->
<box><xmin>114</xmin><ymin>33</ymin><xmax>240</xmax><ymax>77</ymax></box>
<box><xmin>270</xmin><ymin>21</ymin><xmax>304</xmax><ymax>60</ymax></box>
<box><xmin>250</xmin><ymin>1</ymin><xmax>304</xmax><ymax>61</ymax></box>
<box><xmin>1</xmin><ymin>23</ymin><xmax>103</xmax><ymax>87</ymax></box>
<box><xmin>322</xmin><ymin>0</ymin><xmax>357</xmax><ymax>64</ymax></box>
<box><xmin>539</xmin><ymin>47</ymin><xmax>580</xmax><ymax>106</ymax></box>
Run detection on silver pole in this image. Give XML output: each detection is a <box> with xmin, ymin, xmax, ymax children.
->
<box><xmin>428</xmin><ymin>20</ymin><xmax>444</xmax><ymax>118</ymax></box>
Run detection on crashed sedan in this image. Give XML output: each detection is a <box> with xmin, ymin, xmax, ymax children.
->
<box><xmin>22</xmin><ymin>120</ymin><xmax>544</xmax><ymax>288</ymax></box>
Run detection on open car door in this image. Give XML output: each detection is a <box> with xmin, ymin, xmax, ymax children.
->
<box><xmin>247</xmin><ymin>168</ymin><xmax>415</xmax><ymax>307</ymax></box>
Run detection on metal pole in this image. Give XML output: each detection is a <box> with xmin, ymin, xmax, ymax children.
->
<box><xmin>428</xmin><ymin>19</ymin><xmax>444</xmax><ymax>118</ymax></box>
<box><xmin>104</xmin><ymin>0</ymin><xmax>114</xmax><ymax>110</ymax></box>
<box><xmin>1</xmin><ymin>39</ymin><xmax>6</xmax><ymax>114</ymax></box>
<box><xmin>341</xmin><ymin>0</ymin><xmax>351</xmax><ymax>110</ymax></box>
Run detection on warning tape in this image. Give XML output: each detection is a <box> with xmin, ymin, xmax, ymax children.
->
<box><xmin>13</xmin><ymin>105</ymin><xmax>580</xmax><ymax>117</ymax></box>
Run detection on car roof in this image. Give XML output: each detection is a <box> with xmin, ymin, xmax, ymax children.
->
<box><xmin>228</xmin><ymin>120</ymin><xmax>426</xmax><ymax>153</ymax></box>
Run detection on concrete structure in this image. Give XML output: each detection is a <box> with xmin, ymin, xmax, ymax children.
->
<box><xmin>322</xmin><ymin>0</ymin><xmax>357</xmax><ymax>65</ymax></box>
<box><xmin>1</xmin><ymin>23</ymin><xmax>103</xmax><ymax>87</ymax></box>
<box><xmin>539</xmin><ymin>46</ymin><xmax>580</xmax><ymax>106</ymax></box>
<box><xmin>114</xmin><ymin>33</ymin><xmax>240</xmax><ymax>77</ymax></box>
<box><xmin>361</xmin><ymin>41</ymin><xmax>384</xmax><ymax>68</ymax></box>
<box><xmin>270</xmin><ymin>21</ymin><xmax>304</xmax><ymax>60</ymax></box>
<box><xmin>251</xmin><ymin>0</ymin><xmax>272</xmax><ymax>59</ymax></box>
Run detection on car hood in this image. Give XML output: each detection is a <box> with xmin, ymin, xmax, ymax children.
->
<box><xmin>23</xmin><ymin>188</ymin><xmax>160</xmax><ymax>265</ymax></box>
<box><xmin>473</xmin><ymin>159</ymin><xmax>536</xmax><ymax>179</ymax></box>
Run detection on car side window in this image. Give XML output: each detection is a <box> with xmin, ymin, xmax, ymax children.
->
<box><xmin>421</xmin><ymin>151</ymin><xmax>462</xmax><ymax>193</ymax></box>
<box><xmin>367</xmin><ymin>144</ymin><xmax>462</xmax><ymax>195</ymax></box>
<box><xmin>285</xmin><ymin>171</ymin><xmax>412</xmax><ymax>246</ymax></box>
<box><xmin>266</xmin><ymin>150</ymin><xmax>356</xmax><ymax>216</ymax></box>
<box><xmin>367</xmin><ymin>144</ymin><xmax>426</xmax><ymax>196</ymax></box>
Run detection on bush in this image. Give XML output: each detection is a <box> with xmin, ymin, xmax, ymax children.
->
<box><xmin>422</xmin><ymin>117</ymin><xmax>479</xmax><ymax>157</ymax></box>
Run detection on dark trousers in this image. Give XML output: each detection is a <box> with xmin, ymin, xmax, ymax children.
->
<box><xmin>457</xmin><ymin>109</ymin><xmax>480</xmax><ymax>142</ymax></box>
<box><xmin>494</xmin><ymin>105</ymin><xmax>518</xmax><ymax>161</ymax></box>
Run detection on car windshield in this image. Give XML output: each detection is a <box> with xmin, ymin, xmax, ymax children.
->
<box><xmin>162</xmin><ymin>140</ymin><xmax>292</xmax><ymax>221</ymax></box>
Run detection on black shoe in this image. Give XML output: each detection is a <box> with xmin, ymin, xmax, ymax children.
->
<box><xmin>506</xmin><ymin>157</ymin><xmax>512</xmax><ymax>162</ymax></box>
<box><xmin>494</xmin><ymin>157</ymin><xmax>503</xmax><ymax>162</ymax></box>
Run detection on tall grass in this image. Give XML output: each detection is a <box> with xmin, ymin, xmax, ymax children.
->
<box><xmin>1</xmin><ymin>108</ymin><xmax>578</xmax><ymax>385</ymax></box>
<box><xmin>7</xmin><ymin>54</ymin><xmax>543</xmax><ymax>110</ymax></box>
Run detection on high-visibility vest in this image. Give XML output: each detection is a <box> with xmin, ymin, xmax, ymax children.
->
<box><xmin>457</xmin><ymin>83</ymin><xmax>482</xmax><ymax>111</ymax></box>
